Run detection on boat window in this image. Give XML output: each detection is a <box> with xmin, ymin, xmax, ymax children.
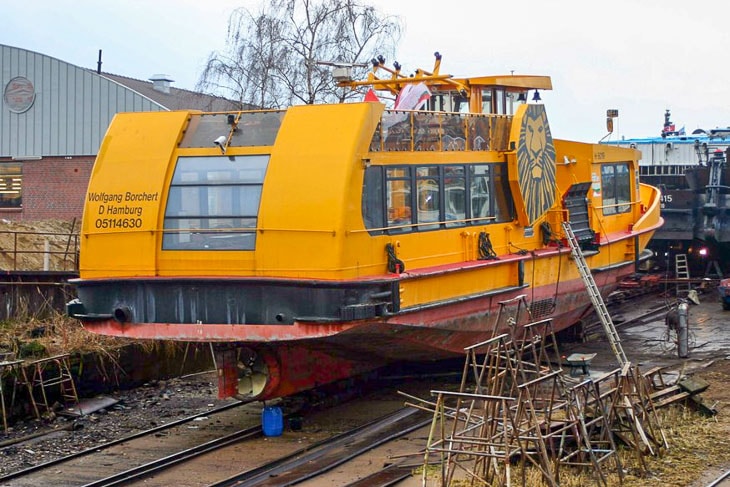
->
<box><xmin>362</xmin><ymin>166</ymin><xmax>384</xmax><ymax>233</ymax></box>
<box><xmin>470</xmin><ymin>165</ymin><xmax>491</xmax><ymax>223</ymax></box>
<box><xmin>179</xmin><ymin>112</ymin><xmax>284</xmax><ymax>148</ymax></box>
<box><xmin>492</xmin><ymin>163</ymin><xmax>514</xmax><ymax>222</ymax></box>
<box><xmin>162</xmin><ymin>155</ymin><xmax>269</xmax><ymax>250</ymax></box>
<box><xmin>386</xmin><ymin>167</ymin><xmax>412</xmax><ymax>232</ymax></box>
<box><xmin>429</xmin><ymin>93</ymin><xmax>452</xmax><ymax>112</ymax></box>
<box><xmin>494</xmin><ymin>89</ymin><xmax>505</xmax><ymax>115</ymax></box>
<box><xmin>362</xmin><ymin>162</ymin><xmax>513</xmax><ymax>235</ymax></box>
<box><xmin>481</xmin><ymin>90</ymin><xmax>493</xmax><ymax>114</ymax></box>
<box><xmin>601</xmin><ymin>163</ymin><xmax>631</xmax><ymax>215</ymax></box>
<box><xmin>416</xmin><ymin>167</ymin><xmax>440</xmax><ymax>230</ymax></box>
<box><xmin>444</xmin><ymin>166</ymin><xmax>466</xmax><ymax>227</ymax></box>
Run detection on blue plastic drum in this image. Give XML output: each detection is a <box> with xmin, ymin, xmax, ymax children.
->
<box><xmin>262</xmin><ymin>405</ymin><xmax>283</xmax><ymax>437</ymax></box>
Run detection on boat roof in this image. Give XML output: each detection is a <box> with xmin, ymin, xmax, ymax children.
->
<box><xmin>604</xmin><ymin>109</ymin><xmax>730</xmax><ymax>145</ymax></box>
<box><xmin>605</xmin><ymin>133</ymin><xmax>730</xmax><ymax>145</ymax></box>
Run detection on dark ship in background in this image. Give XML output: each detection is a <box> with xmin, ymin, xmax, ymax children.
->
<box><xmin>603</xmin><ymin>110</ymin><xmax>730</xmax><ymax>277</ymax></box>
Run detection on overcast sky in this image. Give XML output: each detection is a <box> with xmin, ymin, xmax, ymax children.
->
<box><xmin>4</xmin><ymin>0</ymin><xmax>730</xmax><ymax>143</ymax></box>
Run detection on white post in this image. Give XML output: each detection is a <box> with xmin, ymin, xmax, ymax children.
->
<box><xmin>44</xmin><ymin>239</ymin><xmax>50</xmax><ymax>271</ymax></box>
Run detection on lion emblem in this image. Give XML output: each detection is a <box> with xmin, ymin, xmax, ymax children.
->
<box><xmin>517</xmin><ymin>105</ymin><xmax>556</xmax><ymax>225</ymax></box>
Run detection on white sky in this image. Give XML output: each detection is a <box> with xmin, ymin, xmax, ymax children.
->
<box><xmin>4</xmin><ymin>0</ymin><xmax>730</xmax><ymax>143</ymax></box>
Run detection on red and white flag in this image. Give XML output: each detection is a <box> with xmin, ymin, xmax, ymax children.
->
<box><xmin>394</xmin><ymin>83</ymin><xmax>431</xmax><ymax>110</ymax></box>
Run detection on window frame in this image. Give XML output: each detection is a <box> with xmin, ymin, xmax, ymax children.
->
<box><xmin>601</xmin><ymin>162</ymin><xmax>632</xmax><ymax>216</ymax></box>
<box><xmin>0</xmin><ymin>163</ymin><xmax>23</xmax><ymax>209</ymax></box>
<box><xmin>363</xmin><ymin>162</ymin><xmax>513</xmax><ymax>234</ymax></box>
<box><xmin>162</xmin><ymin>155</ymin><xmax>269</xmax><ymax>250</ymax></box>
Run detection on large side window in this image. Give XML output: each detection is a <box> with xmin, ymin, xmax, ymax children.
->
<box><xmin>492</xmin><ymin>163</ymin><xmax>513</xmax><ymax>222</ymax></box>
<box><xmin>470</xmin><ymin>164</ymin><xmax>492</xmax><ymax>224</ymax></box>
<box><xmin>0</xmin><ymin>163</ymin><xmax>22</xmax><ymax>208</ymax></box>
<box><xmin>386</xmin><ymin>167</ymin><xmax>412</xmax><ymax>232</ymax></box>
<box><xmin>362</xmin><ymin>166</ymin><xmax>384</xmax><ymax>233</ymax></box>
<box><xmin>416</xmin><ymin>166</ymin><xmax>440</xmax><ymax>230</ymax></box>
<box><xmin>362</xmin><ymin>162</ymin><xmax>513</xmax><ymax>234</ymax></box>
<box><xmin>444</xmin><ymin>165</ymin><xmax>466</xmax><ymax>227</ymax></box>
<box><xmin>602</xmin><ymin>163</ymin><xmax>631</xmax><ymax>215</ymax></box>
<box><xmin>163</xmin><ymin>155</ymin><xmax>268</xmax><ymax>250</ymax></box>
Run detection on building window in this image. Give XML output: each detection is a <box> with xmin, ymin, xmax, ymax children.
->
<box><xmin>601</xmin><ymin>163</ymin><xmax>631</xmax><ymax>215</ymax></box>
<box><xmin>162</xmin><ymin>155</ymin><xmax>268</xmax><ymax>250</ymax></box>
<box><xmin>0</xmin><ymin>163</ymin><xmax>22</xmax><ymax>208</ymax></box>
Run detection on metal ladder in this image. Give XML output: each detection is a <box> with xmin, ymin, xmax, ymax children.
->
<box><xmin>562</xmin><ymin>221</ymin><xmax>627</xmax><ymax>366</ymax></box>
<box><xmin>21</xmin><ymin>354</ymin><xmax>80</xmax><ymax>418</ymax></box>
<box><xmin>674</xmin><ymin>254</ymin><xmax>691</xmax><ymax>296</ymax></box>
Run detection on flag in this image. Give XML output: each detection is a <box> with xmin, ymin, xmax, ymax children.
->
<box><xmin>678</xmin><ymin>126</ymin><xmax>686</xmax><ymax>136</ymax></box>
<box><xmin>394</xmin><ymin>82</ymin><xmax>431</xmax><ymax>110</ymax></box>
<box><xmin>364</xmin><ymin>88</ymin><xmax>379</xmax><ymax>102</ymax></box>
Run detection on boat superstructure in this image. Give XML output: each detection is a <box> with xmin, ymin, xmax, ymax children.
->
<box><xmin>68</xmin><ymin>54</ymin><xmax>663</xmax><ymax>400</ymax></box>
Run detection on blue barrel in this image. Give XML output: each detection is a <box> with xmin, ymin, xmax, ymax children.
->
<box><xmin>261</xmin><ymin>406</ymin><xmax>283</xmax><ymax>437</ymax></box>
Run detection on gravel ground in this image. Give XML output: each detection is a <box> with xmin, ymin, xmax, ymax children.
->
<box><xmin>0</xmin><ymin>371</ymin><xmax>226</xmax><ymax>477</ymax></box>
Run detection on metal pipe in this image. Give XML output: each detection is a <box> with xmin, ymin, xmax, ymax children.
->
<box><xmin>113</xmin><ymin>306</ymin><xmax>133</xmax><ymax>323</ymax></box>
<box><xmin>677</xmin><ymin>301</ymin><xmax>689</xmax><ymax>358</ymax></box>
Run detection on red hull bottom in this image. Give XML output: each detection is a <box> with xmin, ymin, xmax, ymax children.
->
<box><xmin>81</xmin><ymin>266</ymin><xmax>630</xmax><ymax>400</ymax></box>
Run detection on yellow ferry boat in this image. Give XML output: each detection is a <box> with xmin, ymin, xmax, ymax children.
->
<box><xmin>67</xmin><ymin>54</ymin><xmax>663</xmax><ymax>400</ymax></box>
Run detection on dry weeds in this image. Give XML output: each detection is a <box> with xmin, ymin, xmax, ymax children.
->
<box><xmin>0</xmin><ymin>311</ymin><xmax>132</xmax><ymax>359</ymax></box>
<box><xmin>418</xmin><ymin>375</ymin><xmax>730</xmax><ymax>487</ymax></box>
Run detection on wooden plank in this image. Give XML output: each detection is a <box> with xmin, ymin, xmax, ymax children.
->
<box><xmin>653</xmin><ymin>391</ymin><xmax>690</xmax><ymax>409</ymax></box>
<box><xmin>649</xmin><ymin>385</ymin><xmax>680</xmax><ymax>401</ymax></box>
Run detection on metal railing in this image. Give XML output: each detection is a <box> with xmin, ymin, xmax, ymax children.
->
<box><xmin>369</xmin><ymin>110</ymin><xmax>513</xmax><ymax>152</ymax></box>
<box><xmin>0</xmin><ymin>228</ymin><xmax>79</xmax><ymax>272</ymax></box>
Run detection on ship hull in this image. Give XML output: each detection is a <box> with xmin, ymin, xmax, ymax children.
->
<box><xmin>77</xmin><ymin>259</ymin><xmax>632</xmax><ymax>399</ymax></box>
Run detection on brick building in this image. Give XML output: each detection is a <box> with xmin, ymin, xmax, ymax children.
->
<box><xmin>0</xmin><ymin>44</ymin><xmax>240</xmax><ymax>222</ymax></box>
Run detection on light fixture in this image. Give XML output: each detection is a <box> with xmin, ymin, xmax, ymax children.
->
<box><xmin>213</xmin><ymin>135</ymin><xmax>227</xmax><ymax>154</ymax></box>
<box><xmin>532</xmin><ymin>90</ymin><xmax>541</xmax><ymax>102</ymax></box>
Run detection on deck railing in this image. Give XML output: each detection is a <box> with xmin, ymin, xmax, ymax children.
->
<box><xmin>369</xmin><ymin>110</ymin><xmax>513</xmax><ymax>152</ymax></box>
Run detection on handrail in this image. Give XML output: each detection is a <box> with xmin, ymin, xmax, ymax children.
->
<box><xmin>0</xmin><ymin>229</ymin><xmax>79</xmax><ymax>272</ymax></box>
<box><xmin>369</xmin><ymin>110</ymin><xmax>513</xmax><ymax>153</ymax></box>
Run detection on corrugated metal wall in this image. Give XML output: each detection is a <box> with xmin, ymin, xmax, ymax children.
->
<box><xmin>0</xmin><ymin>44</ymin><xmax>165</xmax><ymax>157</ymax></box>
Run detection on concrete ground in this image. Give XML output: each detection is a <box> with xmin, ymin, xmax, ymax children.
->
<box><xmin>560</xmin><ymin>287</ymin><xmax>730</xmax><ymax>379</ymax></box>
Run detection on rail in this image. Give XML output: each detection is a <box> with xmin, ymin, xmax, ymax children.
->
<box><xmin>0</xmin><ymin>225</ymin><xmax>79</xmax><ymax>272</ymax></box>
<box><xmin>0</xmin><ymin>399</ymin><xmax>246</xmax><ymax>484</ymax></box>
<box><xmin>212</xmin><ymin>407</ymin><xmax>430</xmax><ymax>487</ymax></box>
<box><xmin>369</xmin><ymin>110</ymin><xmax>513</xmax><ymax>152</ymax></box>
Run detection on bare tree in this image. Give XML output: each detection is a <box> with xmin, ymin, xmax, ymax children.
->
<box><xmin>196</xmin><ymin>0</ymin><xmax>402</xmax><ymax>108</ymax></box>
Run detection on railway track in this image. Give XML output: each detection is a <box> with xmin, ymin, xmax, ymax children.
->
<box><xmin>0</xmin><ymin>400</ymin><xmax>255</xmax><ymax>487</ymax></box>
<box><xmin>211</xmin><ymin>407</ymin><xmax>430</xmax><ymax>487</ymax></box>
<box><xmin>0</xmin><ymin>372</ymin><xmax>439</xmax><ymax>487</ymax></box>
